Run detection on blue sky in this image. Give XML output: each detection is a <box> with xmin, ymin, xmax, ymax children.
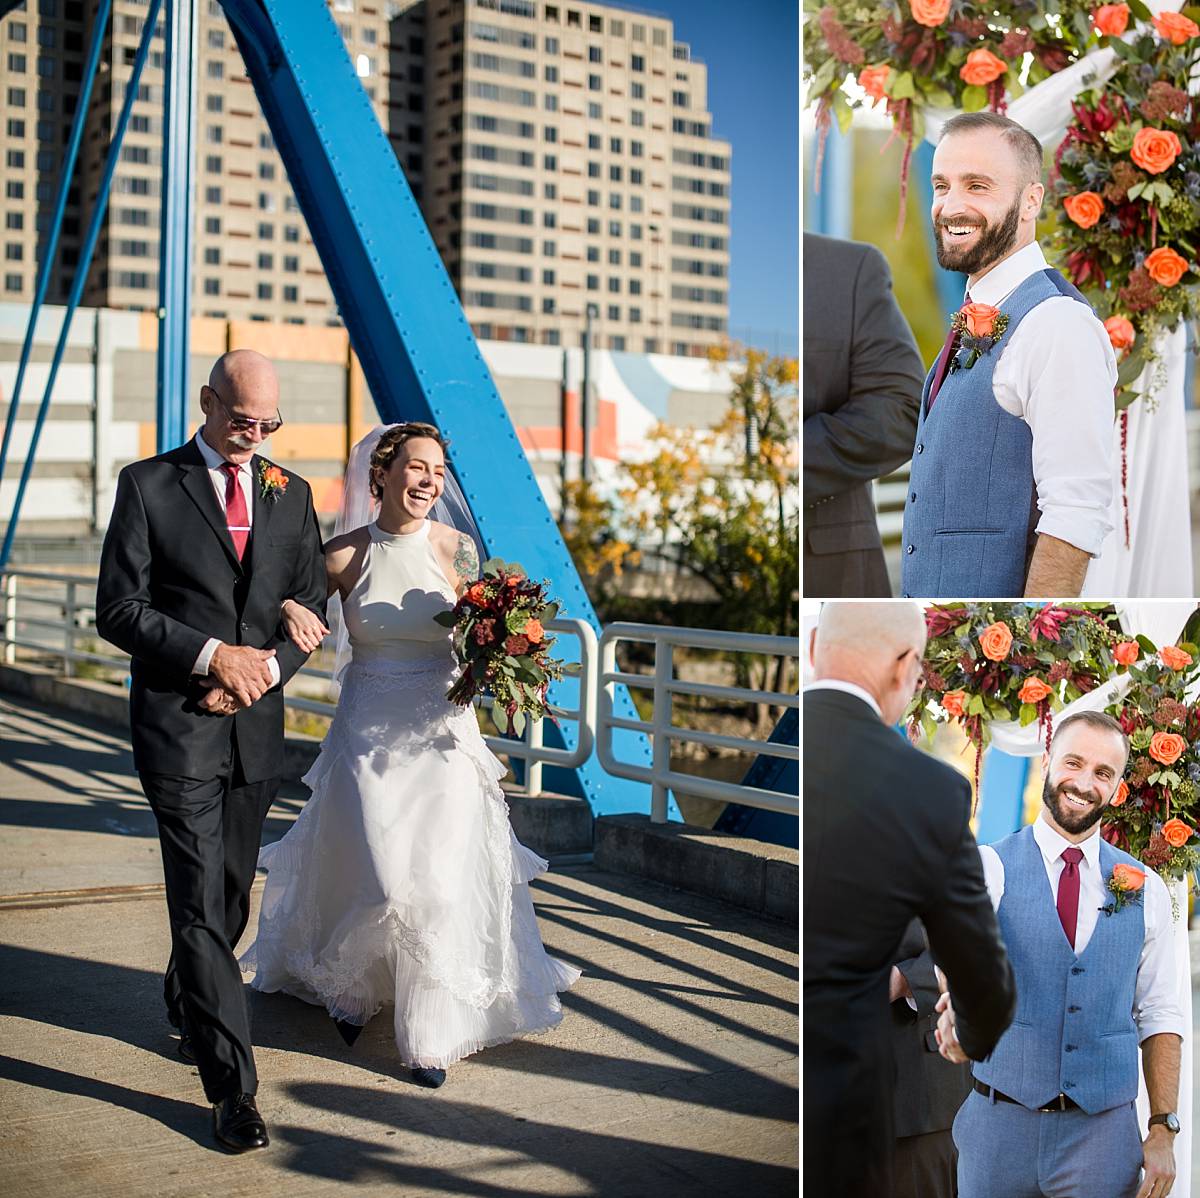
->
<box><xmin>657</xmin><ymin>0</ymin><xmax>800</xmax><ymax>356</ymax></box>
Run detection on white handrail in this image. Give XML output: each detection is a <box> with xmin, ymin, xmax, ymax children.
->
<box><xmin>596</xmin><ymin>621</ymin><xmax>799</xmax><ymax>823</ymax></box>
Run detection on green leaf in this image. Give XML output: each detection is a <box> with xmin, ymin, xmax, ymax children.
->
<box><xmin>891</xmin><ymin>71</ymin><xmax>915</xmax><ymax>101</ymax></box>
<box><xmin>1127</xmin><ymin>182</ymin><xmax>1146</xmax><ymax>201</ymax></box>
<box><xmin>968</xmin><ymin>694</ymin><xmax>986</xmax><ymax>716</ymax></box>
<box><xmin>516</xmin><ymin>655</ymin><xmax>547</xmax><ymax>683</ymax></box>
<box><xmin>1019</xmin><ymin>702</ymin><xmax>1038</xmax><ymax>727</ymax></box>
<box><xmin>831</xmin><ymin>89</ymin><xmax>853</xmax><ymax>134</ymax></box>
<box><xmin>1149</xmin><ymin>771</ymin><xmax>1162</xmax><ymax>786</ymax></box>
<box><xmin>1136</xmin><ymin>634</ymin><xmax>1158</xmax><ymax>654</ymax></box>
<box><xmin>541</xmin><ymin>602</ymin><xmax>559</xmax><ymax>623</ymax></box>
<box><xmin>961</xmin><ymin>84</ymin><xmax>988</xmax><ymax>113</ymax></box>
<box><xmin>511</xmin><ymin>709</ymin><xmax>527</xmax><ymax>738</ymax></box>
<box><xmin>482</xmin><ymin>557</ymin><xmax>506</xmax><ymax>577</ymax></box>
<box><xmin>923</xmin><ymin>87</ymin><xmax>954</xmax><ymax>107</ymax></box>
<box><xmin>1117</xmin><ymin>349</ymin><xmax>1149</xmax><ymax>388</ymax></box>
<box><xmin>1005</xmin><ymin>71</ymin><xmax>1024</xmax><ymax>102</ymax></box>
<box><xmin>1128</xmin><ymin>0</ymin><xmax>1153</xmax><ymax>19</ymax></box>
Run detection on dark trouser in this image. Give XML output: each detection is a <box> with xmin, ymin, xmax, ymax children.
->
<box><xmin>140</xmin><ymin>742</ymin><xmax>279</xmax><ymax>1104</ymax></box>
<box><xmin>894</xmin><ymin>1129</ymin><xmax>958</xmax><ymax>1198</ymax></box>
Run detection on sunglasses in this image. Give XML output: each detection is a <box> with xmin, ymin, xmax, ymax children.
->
<box><xmin>206</xmin><ymin>385</ymin><xmax>284</xmax><ymax>436</ymax></box>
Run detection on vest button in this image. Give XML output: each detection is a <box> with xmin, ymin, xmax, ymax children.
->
<box><xmin>1063</xmin><ymin>1081</ymin><xmax>1074</xmax><ymax>1089</ymax></box>
<box><xmin>906</xmin><ymin>545</ymin><xmax>915</xmax><ymax>555</ymax></box>
<box><xmin>910</xmin><ymin>492</ymin><xmax>917</xmax><ymax>503</ymax></box>
<box><xmin>1070</xmin><ymin>966</ymin><xmax>1084</xmax><ymax>975</ymax></box>
<box><xmin>1067</xmin><ymin>1006</ymin><xmax>1080</xmax><ymax>1014</ymax></box>
<box><xmin>1064</xmin><ymin>1045</ymin><xmax>1076</xmax><ymax>1052</ymax></box>
<box><xmin>916</xmin><ymin>443</ymin><xmax>924</xmax><ymax>454</ymax></box>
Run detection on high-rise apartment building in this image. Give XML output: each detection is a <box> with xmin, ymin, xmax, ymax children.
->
<box><xmin>1</xmin><ymin>0</ymin><xmax>730</xmax><ymax>354</ymax></box>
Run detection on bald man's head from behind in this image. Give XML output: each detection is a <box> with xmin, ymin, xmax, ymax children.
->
<box><xmin>811</xmin><ymin>602</ymin><xmax>927</xmax><ymax>727</ymax></box>
<box><xmin>199</xmin><ymin>349</ymin><xmax>282</xmax><ymax>465</ymax></box>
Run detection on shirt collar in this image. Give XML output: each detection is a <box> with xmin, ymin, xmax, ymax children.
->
<box><xmin>1032</xmin><ymin>811</ymin><xmax>1102</xmax><ymax>870</ymax></box>
<box><xmin>803</xmin><ymin>679</ymin><xmax>883</xmax><ymax>721</ymax></box>
<box><xmin>965</xmin><ymin>241</ymin><xmax>1048</xmax><ymax>308</ymax></box>
<box><xmin>195</xmin><ymin>429</ymin><xmax>252</xmax><ymax>476</ymax></box>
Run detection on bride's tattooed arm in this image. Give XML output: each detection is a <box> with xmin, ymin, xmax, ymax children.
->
<box><xmin>453</xmin><ymin>533</ymin><xmax>479</xmax><ymax>594</ymax></box>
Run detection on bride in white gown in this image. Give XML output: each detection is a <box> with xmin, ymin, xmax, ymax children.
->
<box><xmin>240</xmin><ymin>423</ymin><xmax>580</xmax><ymax>1087</ymax></box>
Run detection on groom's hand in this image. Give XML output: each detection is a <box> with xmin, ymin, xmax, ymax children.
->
<box><xmin>199</xmin><ymin>685</ymin><xmax>243</xmax><ymax>716</ymax></box>
<box><xmin>209</xmin><ymin>643</ymin><xmax>276</xmax><ymax>708</ymax></box>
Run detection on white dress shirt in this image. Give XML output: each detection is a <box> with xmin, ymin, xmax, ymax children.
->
<box><xmin>191</xmin><ymin>431</ymin><xmax>281</xmax><ymax>688</ymax></box>
<box><xmin>802</xmin><ymin>679</ymin><xmax>882</xmax><ymax>720</ymax></box>
<box><xmin>966</xmin><ymin>241</ymin><xmax>1117</xmax><ymax>557</ymax></box>
<box><xmin>978</xmin><ymin>814</ymin><xmax>1183</xmax><ymax>1041</ymax></box>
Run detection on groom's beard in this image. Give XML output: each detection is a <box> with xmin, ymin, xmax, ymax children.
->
<box><xmin>934</xmin><ymin>196</ymin><xmax>1022</xmax><ymax>276</ymax></box>
<box><xmin>1043</xmin><ymin>775</ymin><xmax>1109</xmax><ymax>836</ymax></box>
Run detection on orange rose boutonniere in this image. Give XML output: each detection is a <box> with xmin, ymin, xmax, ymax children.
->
<box><xmin>258</xmin><ymin>462</ymin><xmax>289</xmax><ymax>504</ymax></box>
<box><xmin>1103</xmin><ymin>862</ymin><xmax>1146</xmax><ymax>914</ymax></box>
<box><xmin>950</xmin><ymin>303</ymin><xmax>1010</xmax><ymax>372</ymax></box>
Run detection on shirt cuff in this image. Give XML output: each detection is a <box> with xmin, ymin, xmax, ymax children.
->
<box><xmin>1034</xmin><ymin>506</ymin><xmax>1113</xmax><ymax>558</ymax></box>
<box><xmin>267</xmin><ymin>655</ymin><xmax>281</xmax><ymax>689</ymax></box>
<box><xmin>1136</xmin><ymin>1019</ymin><xmax>1187</xmax><ymax>1044</ymax></box>
<box><xmin>192</xmin><ymin>637</ymin><xmax>220</xmax><ymax>677</ymax></box>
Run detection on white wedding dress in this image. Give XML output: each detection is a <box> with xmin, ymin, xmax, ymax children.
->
<box><xmin>240</xmin><ymin>519</ymin><xmax>580</xmax><ymax>1068</ymax></box>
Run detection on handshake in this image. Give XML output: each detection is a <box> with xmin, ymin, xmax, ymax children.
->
<box><xmin>932</xmin><ymin>966</ymin><xmax>968</xmax><ymax>1065</ymax></box>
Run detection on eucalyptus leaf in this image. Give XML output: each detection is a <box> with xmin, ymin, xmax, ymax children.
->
<box><xmin>511</xmin><ymin>709</ymin><xmax>527</xmax><ymax>738</ymax></box>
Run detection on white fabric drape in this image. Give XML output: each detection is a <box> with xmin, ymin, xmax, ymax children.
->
<box><xmin>981</xmin><ymin>601</ymin><xmax>1194</xmax><ymax>1194</ymax></box>
<box><xmin>921</xmin><ymin>0</ymin><xmax>1193</xmax><ymax>600</ymax></box>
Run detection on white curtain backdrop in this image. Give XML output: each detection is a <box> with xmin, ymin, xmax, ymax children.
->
<box><xmin>985</xmin><ymin>600</ymin><xmax>1194</xmax><ymax>1196</ymax></box>
<box><xmin>922</xmin><ymin>0</ymin><xmax>1194</xmax><ymax>599</ymax></box>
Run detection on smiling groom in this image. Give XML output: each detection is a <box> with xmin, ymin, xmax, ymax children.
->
<box><xmin>900</xmin><ymin>111</ymin><xmax>1117</xmax><ymax>600</ymax></box>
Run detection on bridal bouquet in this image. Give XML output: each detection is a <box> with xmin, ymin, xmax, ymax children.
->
<box><xmin>435</xmin><ymin>558</ymin><xmax>577</xmax><ymax>736</ymax></box>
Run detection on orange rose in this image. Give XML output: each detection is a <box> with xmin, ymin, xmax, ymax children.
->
<box><xmin>960</xmin><ymin>48</ymin><xmax>1008</xmax><ymax>87</ymax></box>
<box><xmin>909</xmin><ymin>0</ymin><xmax>951</xmax><ymax>27</ymax></box>
<box><xmin>1063</xmin><ymin>191</ymin><xmax>1105</xmax><ymax>230</ymax></box>
<box><xmin>1144</xmin><ymin>246</ymin><xmax>1190</xmax><ymax>287</ymax></box>
<box><xmin>942</xmin><ymin>689</ymin><xmax>967</xmax><ymax>718</ymax></box>
<box><xmin>1153</xmin><ymin>11</ymin><xmax>1200</xmax><ymax>44</ymax></box>
<box><xmin>1111</xmin><ymin>779</ymin><xmax>1130</xmax><ymax>806</ymax></box>
<box><xmin>1148</xmin><ymin>730</ymin><xmax>1187</xmax><ymax>766</ymax></box>
<box><xmin>1104</xmin><ymin>317</ymin><xmax>1136</xmax><ymax>353</ymax></box>
<box><xmin>1093</xmin><ymin>4</ymin><xmax>1130</xmax><ymax>36</ymax></box>
<box><xmin>1159</xmin><ymin>644</ymin><xmax>1194</xmax><ymax>670</ymax></box>
<box><xmin>1018</xmin><ymin>676</ymin><xmax>1052</xmax><ymax>704</ymax></box>
<box><xmin>524</xmin><ymin>618</ymin><xmax>544</xmax><ymax>643</ymax></box>
<box><xmin>979</xmin><ymin>621</ymin><xmax>1013</xmax><ymax>662</ymax></box>
<box><xmin>1111</xmin><ymin>862</ymin><xmax>1146</xmax><ymax>891</ymax></box>
<box><xmin>961</xmin><ymin>301</ymin><xmax>1001</xmax><ymax>338</ymax></box>
<box><xmin>1130</xmin><ymin>127</ymin><xmax>1182</xmax><ymax>174</ymax></box>
<box><xmin>1113</xmin><ymin>640</ymin><xmax>1140</xmax><ymax>665</ymax></box>
<box><xmin>1162</xmin><ymin>818</ymin><xmax>1193</xmax><ymax>848</ymax></box>
<box><xmin>858</xmin><ymin>65</ymin><xmax>890</xmax><ymax>105</ymax></box>
<box><xmin>466</xmin><ymin>582</ymin><xmax>488</xmax><ymax>604</ymax></box>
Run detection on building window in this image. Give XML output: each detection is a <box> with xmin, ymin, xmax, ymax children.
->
<box><xmin>609</xmin><ymin>220</ymin><xmax>622</xmax><ymax>236</ymax></box>
<box><xmin>203</xmin><ymin>247</ymin><xmax>220</xmax><ymax>265</ymax></box>
<box><xmin>631</xmin><ymin>141</ymin><xmax>644</xmax><ymax>157</ymax></box>
<box><xmin>629</xmin><ymin>279</ymin><xmax>641</xmax><ymax>295</ymax></box>
<box><xmin>6</xmin><ymin>150</ymin><xmax>23</xmax><ymax>169</ymax></box>
<box><xmin>586</xmin><ymin>275</ymin><xmax>598</xmax><ymax>291</ymax></box>
<box><xmin>543</xmin><ymin>125</ymin><xmax>557</xmax><ymax>142</ymax></box>
<box><xmin>5</xmin><ymin>213</ymin><xmax>23</xmax><ymax>230</ymax></box>
<box><xmin>6</xmin><ymin>244</ymin><xmax>24</xmax><ymax>261</ymax></box>
<box><xmin>608</xmin><ymin>248</ymin><xmax>621</xmax><ymax>265</ymax></box>
<box><xmin>631</xmin><ymin>110</ymin><xmax>644</xmax><ymax>127</ymax></box>
<box><xmin>257</xmin><ymin>222</ymin><xmax>274</xmax><ymax>239</ymax></box>
<box><xmin>609</xmin><ymin>193</ymin><xmax>622</xmax><ymax>210</ymax></box>
<box><xmin>588</xmin><ymin>162</ymin><xmax>600</xmax><ymax>179</ymax></box>
<box><xmin>630</xmin><ymin>251</ymin><xmax>642</xmax><ymax>267</ymax></box>
<box><xmin>542</xmin><ymin>296</ymin><xmax>555</xmax><ymax>313</ymax></box>
<box><xmin>588</xmin><ymin>133</ymin><xmax>601</xmax><ymax>150</ymax></box>
<box><xmin>284</xmin><ymin>225</ymin><xmax>300</xmax><ymax>242</ymax></box>
<box><xmin>631</xmin><ymin>54</ymin><xmax>644</xmax><ymax>72</ymax></box>
<box><xmin>257</xmin><ymin>283</ymin><xmax>273</xmax><ymax>300</ymax></box>
<box><xmin>204</xmin><ymin>278</ymin><xmax>220</xmax><ymax>296</ymax></box>
<box><xmin>542</xmin><ymin>211</ymin><xmax>556</xmax><ymax>228</ymax></box>
<box><xmin>205</xmin><ymin>186</ymin><xmax>221</xmax><ymax>203</ymax></box>
<box><xmin>207</xmin><ymin>60</ymin><xmax>224</xmax><ymax>79</ymax></box>
<box><xmin>7</xmin><ymin>54</ymin><xmax>27</xmax><ymax>73</ymax></box>
<box><xmin>258</xmin><ymin>193</ymin><xmax>276</xmax><ymax>212</ymax></box>
<box><xmin>283</xmin><ymin>285</ymin><xmax>298</xmax><ymax>303</ymax></box>
<box><xmin>607</xmin><ymin>305</ymin><xmax>620</xmax><ymax>320</ymax></box>
<box><xmin>630</xmin><ymin>308</ymin><xmax>642</xmax><ymax>324</ymax></box>
<box><xmin>586</xmin><ymin>218</ymin><xmax>600</xmax><ymax>235</ymax></box>
<box><xmin>543</xmin><ymin>268</ymin><xmax>555</xmax><ymax>285</ymax></box>
<box><xmin>545</xmin><ymin>35</ymin><xmax>559</xmax><ymax>51</ymax></box>
<box><xmin>206</xmin><ymin>94</ymin><xmax>223</xmax><ymax>113</ymax></box>
<box><xmin>7</xmin><ymin>88</ymin><xmax>26</xmax><ymax>106</ymax></box>
<box><xmin>205</xmin><ymin>155</ymin><xmax>222</xmax><ymax>172</ymax></box>
<box><xmin>589</xmin><ymin>14</ymin><xmax>601</xmax><ymax>32</ymax></box>
<box><xmin>608</xmin><ymin>277</ymin><xmax>620</xmax><ymax>293</ymax></box>
<box><xmin>631</xmin><ymin>82</ymin><xmax>644</xmax><ymax>99</ymax></box>
<box><xmin>587</xmin><ymin>190</ymin><xmax>599</xmax><ymax>206</ymax></box>
<box><xmin>587</xmin><ymin>246</ymin><xmax>599</xmax><ymax>262</ymax></box>
<box><xmin>8</xmin><ymin>22</ymin><xmax>26</xmax><ymax>42</ymax></box>
<box><xmin>630</xmin><ymin>168</ymin><xmax>643</xmax><ymax>185</ymax></box>
<box><xmin>259</xmin><ymin>162</ymin><xmax>275</xmax><ymax>180</ymax></box>
<box><xmin>543</xmin><ymin>153</ymin><xmax>557</xmax><ymax>171</ymax></box>
<box><xmin>206</xmin><ymin>124</ymin><xmax>223</xmax><ymax>144</ymax></box>
<box><xmin>283</xmin><ymin>255</ymin><xmax>298</xmax><ymax>272</ymax></box>
<box><xmin>258</xmin><ymin>253</ymin><xmax>274</xmax><ymax>270</ymax></box>
<box><xmin>544</xmin><ymin>93</ymin><xmax>558</xmax><ymax>111</ymax></box>
<box><xmin>4</xmin><ymin>274</ymin><xmax>22</xmax><ymax>292</ymax></box>
<box><xmin>587</xmin><ymin>103</ymin><xmax>601</xmax><ymax>120</ymax></box>
<box><xmin>207</xmin><ymin>28</ymin><xmax>225</xmax><ymax>49</ymax></box>
<box><xmin>544</xmin><ymin>182</ymin><xmax>557</xmax><ymax>200</ymax></box>
<box><xmin>609</xmin><ymin>165</ymin><xmax>622</xmax><ymax>182</ymax></box>
<box><xmin>544</xmin><ymin>65</ymin><xmax>558</xmax><ymax>82</ymax></box>
<box><xmin>7</xmin><ymin>118</ymin><xmax>25</xmax><ymax>137</ymax></box>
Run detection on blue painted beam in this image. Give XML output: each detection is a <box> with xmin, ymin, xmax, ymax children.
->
<box><xmin>217</xmin><ymin>0</ymin><xmax>651</xmax><ymax>816</ymax></box>
<box><xmin>975</xmin><ymin>748</ymin><xmax>1030</xmax><ymax>846</ymax></box>
<box><xmin>713</xmin><ymin>708</ymin><xmax>798</xmax><ymax>847</ymax></box>
<box><xmin>157</xmin><ymin>0</ymin><xmax>198</xmax><ymax>453</ymax></box>
<box><xmin>0</xmin><ymin>0</ymin><xmax>112</xmax><ymax>512</ymax></box>
<box><xmin>0</xmin><ymin>0</ymin><xmax>164</xmax><ymax>572</ymax></box>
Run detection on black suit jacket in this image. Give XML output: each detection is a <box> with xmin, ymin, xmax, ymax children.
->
<box><xmin>803</xmin><ymin>233</ymin><xmax>923</xmax><ymax>597</ymax></box>
<box><xmin>803</xmin><ymin>688</ymin><xmax>1015</xmax><ymax>1197</ymax></box>
<box><xmin>890</xmin><ymin>920</ymin><xmax>972</xmax><ymax>1140</ymax></box>
<box><xmin>96</xmin><ymin>439</ymin><xmax>327</xmax><ymax>783</ymax></box>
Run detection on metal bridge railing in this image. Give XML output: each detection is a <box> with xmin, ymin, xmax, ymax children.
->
<box><xmin>0</xmin><ymin>567</ymin><xmax>591</xmax><ymax>798</ymax></box>
<box><xmin>596</xmin><ymin>622</ymin><xmax>800</xmax><ymax>823</ymax></box>
<box><xmin>1</xmin><ymin>569</ymin><xmax>798</xmax><ymax>820</ymax></box>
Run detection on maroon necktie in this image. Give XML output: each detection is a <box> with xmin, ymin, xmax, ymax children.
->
<box><xmin>926</xmin><ymin>301</ymin><xmax>969</xmax><ymax>412</ymax></box>
<box><xmin>222</xmin><ymin>462</ymin><xmax>250</xmax><ymax>561</ymax></box>
<box><xmin>1056</xmin><ymin>846</ymin><xmax>1085</xmax><ymax>949</ymax></box>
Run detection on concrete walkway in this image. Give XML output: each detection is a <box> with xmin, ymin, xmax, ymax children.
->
<box><xmin>0</xmin><ymin>696</ymin><xmax>799</xmax><ymax>1197</ymax></box>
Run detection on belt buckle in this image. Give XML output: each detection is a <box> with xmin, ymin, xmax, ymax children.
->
<box><xmin>1040</xmin><ymin>1094</ymin><xmax>1068</xmax><ymax>1113</ymax></box>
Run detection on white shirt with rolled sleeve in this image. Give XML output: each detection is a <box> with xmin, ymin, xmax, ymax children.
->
<box><xmin>190</xmin><ymin>430</ymin><xmax>281</xmax><ymax>690</ymax></box>
<box><xmin>968</xmin><ymin>241</ymin><xmax>1117</xmax><ymax>559</ymax></box>
<box><xmin>978</xmin><ymin>814</ymin><xmax>1183</xmax><ymax>1041</ymax></box>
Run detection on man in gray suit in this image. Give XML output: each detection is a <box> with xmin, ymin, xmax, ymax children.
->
<box><xmin>803</xmin><ymin>232</ymin><xmax>923</xmax><ymax>596</ymax></box>
<box><xmin>891</xmin><ymin>920</ymin><xmax>972</xmax><ymax>1198</ymax></box>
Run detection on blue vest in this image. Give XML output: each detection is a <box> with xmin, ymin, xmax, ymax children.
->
<box><xmin>900</xmin><ymin>268</ymin><xmax>1094</xmax><ymax>598</ymax></box>
<box><xmin>974</xmin><ymin>825</ymin><xmax>1144</xmax><ymax>1115</ymax></box>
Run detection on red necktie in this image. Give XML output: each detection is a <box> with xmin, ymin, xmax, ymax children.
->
<box><xmin>1056</xmin><ymin>846</ymin><xmax>1084</xmax><ymax>949</ymax></box>
<box><xmin>222</xmin><ymin>462</ymin><xmax>250</xmax><ymax>561</ymax></box>
<box><xmin>926</xmin><ymin>300</ymin><xmax>970</xmax><ymax>412</ymax></box>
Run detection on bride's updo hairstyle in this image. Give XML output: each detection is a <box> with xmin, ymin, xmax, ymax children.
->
<box><xmin>369</xmin><ymin>422</ymin><xmax>451</xmax><ymax>501</ymax></box>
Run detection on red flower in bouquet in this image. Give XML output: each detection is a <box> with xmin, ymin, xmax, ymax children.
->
<box><xmin>505</xmin><ymin>634</ymin><xmax>530</xmax><ymax>656</ymax></box>
<box><xmin>1029</xmin><ymin>605</ymin><xmax>1071</xmax><ymax>643</ymax></box>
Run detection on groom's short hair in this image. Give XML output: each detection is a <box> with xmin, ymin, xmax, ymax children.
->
<box><xmin>939</xmin><ymin>112</ymin><xmax>1044</xmax><ymax>186</ymax></box>
<box><xmin>1051</xmin><ymin>709</ymin><xmax>1130</xmax><ymax>764</ymax></box>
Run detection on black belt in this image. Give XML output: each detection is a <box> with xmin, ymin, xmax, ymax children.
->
<box><xmin>973</xmin><ymin>1080</ymin><xmax>1081</xmax><ymax>1112</ymax></box>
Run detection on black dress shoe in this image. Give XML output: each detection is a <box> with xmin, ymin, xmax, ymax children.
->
<box><xmin>411</xmin><ymin>1066</ymin><xmax>446</xmax><ymax>1089</ymax></box>
<box><xmin>177</xmin><ymin>1029</ymin><xmax>196</xmax><ymax>1065</ymax></box>
<box><xmin>334</xmin><ymin>1018</ymin><xmax>363</xmax><ymax>1047</ymax></box>
<box><xmin>213</xmin><ymin>1093</ymin><xmax>269</xmax><ymax>1153</ymax></box>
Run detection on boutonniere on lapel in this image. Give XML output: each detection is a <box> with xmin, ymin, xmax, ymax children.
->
<box><xmin>258</xmin><ymin>461</ymin><xmax>289</xmax><ymax>504</ymax></box>
<box><xmin>949</xmin><ymin>302</ymin><xmax>1010</xmax><ymax>373</ymax></box>
<box><xmin>1100</xmin><ymin>862</ymin><xmax>1146</xmax><ymax>916</ymax></box>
